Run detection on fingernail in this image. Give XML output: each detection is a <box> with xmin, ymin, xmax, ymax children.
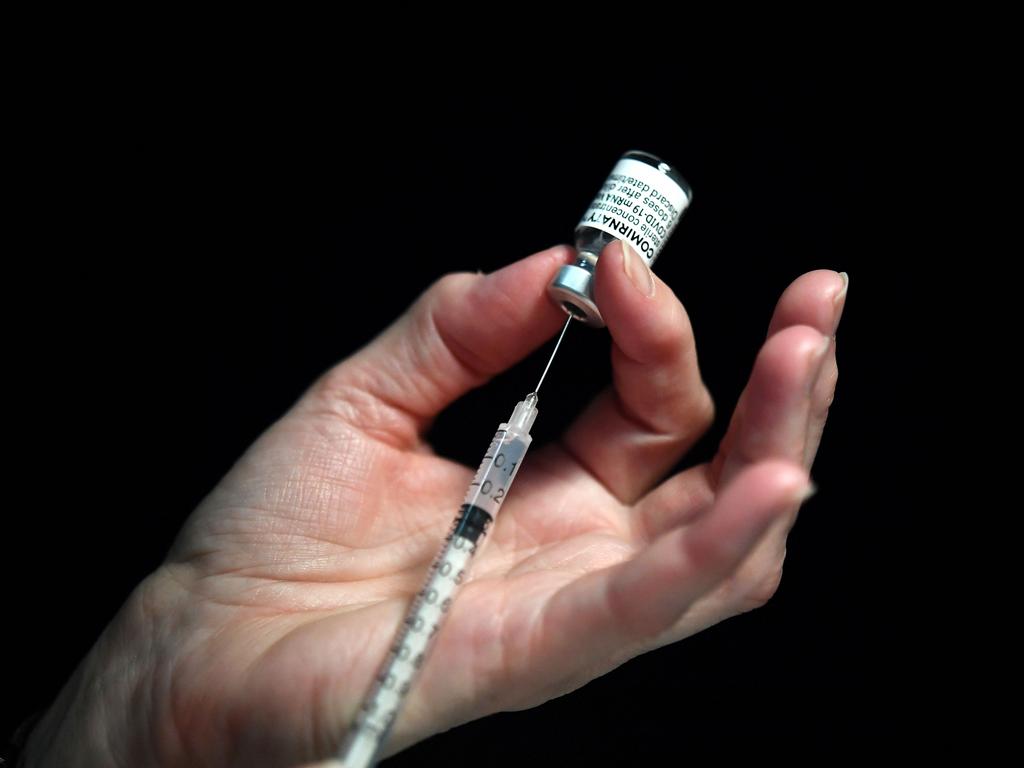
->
<box><xmin>832</xmin><ymin>271</ymin><xmax>849</xmax><ymax>334</ymax></box>
<box><xmin>622</xmin><ymin>240</ymin><xmax>655</xmax><ymax>297</ymax></box>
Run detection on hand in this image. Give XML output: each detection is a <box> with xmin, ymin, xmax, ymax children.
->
<box><xmin>26</xmin><ymin>242</ymin><xmax>846</xmax><ymax>767</ymax></box>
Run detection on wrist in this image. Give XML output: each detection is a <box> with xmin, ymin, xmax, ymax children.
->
<box><xmin>22</xmin><ymin>571</ymin><xmax>176</xmax><ymax>767</ymax></box>
<box><xmin>21</xmin><ymin>631</ymin><xmax>132</xmax><ymax>767</ymax></box>
<box><xmin>2</xmin><ymin>709</ymin><xmax>44</xmax><ymax>767</ymax></box>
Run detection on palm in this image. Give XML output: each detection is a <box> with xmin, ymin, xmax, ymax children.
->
<box><xmin>164</xmin><ymin>416</ymin><xmax>639</xmax><ymax>762</ymax></box>
<box><xmin>136</xmin><ymin>245</ymin><xmax>844</xmax><ymax>767</ymax></box>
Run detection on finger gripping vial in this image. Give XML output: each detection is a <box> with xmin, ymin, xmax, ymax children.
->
<box><xmin>548</xmin><ymin>150</ymin><xmax>693</xmax><ymax>327</ymax></box>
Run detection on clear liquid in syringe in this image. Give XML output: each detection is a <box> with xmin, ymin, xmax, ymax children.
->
<box><xmin>339</xmin><ymin>399</ymin><xmax>536</xmax><ymax>767</ymax></box>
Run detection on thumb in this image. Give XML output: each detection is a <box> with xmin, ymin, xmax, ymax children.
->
<box><xmin>294</xmin><ymin>246</ymin><xmax>571</xmax><ymax>447</ymax></box>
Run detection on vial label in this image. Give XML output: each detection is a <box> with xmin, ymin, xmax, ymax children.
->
<box><xmin>577</xmin><ymin>157</ymin><xmax>691</xmax><ymax>265</ymax></box>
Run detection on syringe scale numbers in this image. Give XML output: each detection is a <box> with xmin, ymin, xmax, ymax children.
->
<box><xmin>339</xmin><ymin>396</ymin><xmax>537</xmax><ymax>767</ymax></box>
<box><xmin>466</xmin><ymin>427</ymin><xmax>530</xmax><ymax>517</ymax></box>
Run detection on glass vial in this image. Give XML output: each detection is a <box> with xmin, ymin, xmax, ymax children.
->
<box><xmin>548</xmin><ymin>150</ymin><xmax>693</xmax><ymax>327</ymax></box>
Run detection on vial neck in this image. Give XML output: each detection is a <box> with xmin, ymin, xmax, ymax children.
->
<box><xmin>575</xmin><ymin>253</ymin><xmax>597</xmax><ymax>270</ymax></box>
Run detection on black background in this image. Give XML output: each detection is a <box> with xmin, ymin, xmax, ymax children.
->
<box><xmin>7</xmin><ymin>65</ymin><xmax>936</xmax><ymax>762</ymax></box>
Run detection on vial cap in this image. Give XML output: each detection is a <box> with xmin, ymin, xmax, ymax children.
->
<box><xmin>547</xmin><ymin>264</ymin><xmax>603</xmax><ymax>327</ymax></box>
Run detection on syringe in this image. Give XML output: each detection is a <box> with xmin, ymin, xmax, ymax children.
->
<box><xmin>335</xmin><ymin>317</ymin><xmax>573</xmax><ymax>767</ymax></box>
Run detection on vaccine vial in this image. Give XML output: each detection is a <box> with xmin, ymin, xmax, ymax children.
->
<box><xmin>549</xmin><ymin>150</ymin><xmax>693</xmax><ymax>326</ymax></box>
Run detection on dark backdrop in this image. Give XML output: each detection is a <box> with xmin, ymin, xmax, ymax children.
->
<box><xmin>8</xmin><ymin>69</ymin><xmax>932</xmax><ymax>761</ymax></box>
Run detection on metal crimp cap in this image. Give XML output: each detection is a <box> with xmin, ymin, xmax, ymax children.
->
<box><xmin>548</xmin><ymin>263</ymin><xmax>603</xmax><ymax>327</ymax></box>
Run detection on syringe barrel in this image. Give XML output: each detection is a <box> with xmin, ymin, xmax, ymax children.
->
<box><xmin>338</xmin><ymin>398</ymin><xmax>537</xmax><ymax>767</ymax></box>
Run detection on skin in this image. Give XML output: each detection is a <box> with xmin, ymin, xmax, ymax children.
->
<box><xmin>25</xmin><ymin>242</ymin><xmax>847</xmax><ymax>767</ymax></box>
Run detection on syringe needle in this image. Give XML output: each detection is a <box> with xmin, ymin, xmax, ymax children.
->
<box><xmin>534</xmin><ymin>315</ymin><xmax>573</xmax><ymax>395</ymax></box>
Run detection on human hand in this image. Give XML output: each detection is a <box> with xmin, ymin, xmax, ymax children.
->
<box><xmin>25</xmin><ymin>242</ymin><xmax>845</xmax><ymax>767</ymax></box>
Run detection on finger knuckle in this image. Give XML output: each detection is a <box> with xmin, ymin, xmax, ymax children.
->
<box><xmin>731</xmin><ymin>553</ymin><xmax>786</xmax><ymax>611</ymax></box>
<box><xmin>684</xmin><ymin>533</ymin><xmax>732</xmax><ymax>574</ymax></box>
<box><xmin>758</xmin><ymin>324</ymin><xmax>822</xmax><ymax>369</ymax></box>
<box><xmin>813</xmin><ymin>366</ymin><xmax>839</xmax><ymax>421</ymax></box>
<box><xmin>419</xmin><ymin>271</ymin><xmax>497</xmax><ymax>379</ymax></box>
<box><xmin>824</xmin><ymin>365</ymin><xmax>839</xmax><ymax>402</ymax></box>
<box><xmin>648</xmin><ymin>302</ymin><xmax>695</xmax><ymax>361</ymax></box>
<box><xmin>428</xmin><ymin>271</ymin><xmax>477</xmax><ymax>307</ymax></box>
<box><xmin>744</xmin><ymin>565</ymin><xmax>785</xmax><ymax>609</ymax></box>
<box><xmin>407</xmin><ymin>271</ymin><xmax>476</xmax><ymax>340</ymax></box>
<box><xmin>307</xmin><ymin>365</ymin><xmax>373</xmax><ymax>424</ymax></box>
<box><xmin>690</xmin><ymin>386</ymin><xmax>716</xmax><ymax>432</ymax></box>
